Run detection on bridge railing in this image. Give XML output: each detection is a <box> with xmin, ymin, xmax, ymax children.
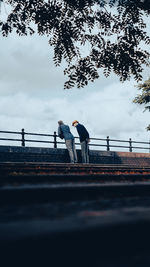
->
<box><xmin>0</xmin><ymin>129</ymin><xmax>149</xmax><ymax>153</ymax></box>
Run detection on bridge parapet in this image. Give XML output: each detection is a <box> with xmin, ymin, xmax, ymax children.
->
<box><xmin>0</xmin><ymin>145</ymin><xmax>150</xmax><ymax>166</ymax></box>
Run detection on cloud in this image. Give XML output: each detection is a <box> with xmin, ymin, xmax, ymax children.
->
<box><xmin>0</xmin><ymin>34</ymin><xmax>66</xmax><ymax>96</ymax></box>
<box><xmin>0</xmin><ymin>18</ymin><xmax>150</xmax><ymax>150</ymax></box>
<box><xmin>0</xmin><ymin>80</ymin><xmax>149</xmax><ymax>148</ymax></box>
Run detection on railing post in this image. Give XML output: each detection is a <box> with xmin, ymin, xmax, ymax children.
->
<box><xmin>107</xmin><ymin>136</ymin><xmax>110</xmax><ymax>151</ymax></box>
<box><xmin>21</xmin><ymin>128</ymin><xmax>25</xmax><ymax>147</ymax></box>
<box><xmin>129</xmin><ymin>138</ymin><xmax>132</xmax><ymax>152</ymax></box>
<box><xmin>54</xmin><ymin>131</ymin><xmax>57</xmax><ymax>148</ymax></box>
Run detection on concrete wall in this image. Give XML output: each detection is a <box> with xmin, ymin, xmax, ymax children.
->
<box><xmin>0</xmin><ymin>145</ymin><xmax>150</xmax><ymax>166</ymax></box>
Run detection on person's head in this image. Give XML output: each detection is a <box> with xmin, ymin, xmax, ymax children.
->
<box><xmin>58</xmin><ymin>120</ymin><xmax>64</xmax><ymax>125</ymax></box>
<box><xmin>72</xmin><ymin>120</ymin><xmax>79</xmax><ymax>127</ymax></box>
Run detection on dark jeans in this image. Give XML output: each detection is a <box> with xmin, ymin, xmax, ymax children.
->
<box><xmin>81</xmin><ymin>140</ymin><xmax>89</xmax><ymax>163</ymax></box>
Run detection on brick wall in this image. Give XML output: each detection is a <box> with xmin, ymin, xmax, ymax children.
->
<box><xmin>0</xmin><ymin>145</ymin><xmax>150</xmax><ymax>166</ymax></box>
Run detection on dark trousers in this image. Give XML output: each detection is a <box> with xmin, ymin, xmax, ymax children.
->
<box><xmin>81</xmin><ymin>140</ymin><xmax>89</xmax><ymax>163</ymax></box>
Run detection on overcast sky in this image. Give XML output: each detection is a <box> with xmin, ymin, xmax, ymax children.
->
<box><xmin>0</xmin><ymin>4</ymin><xmax>150</xmax><ymax>151</ymax></box>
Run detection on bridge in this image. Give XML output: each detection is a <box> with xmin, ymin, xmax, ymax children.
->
<box><xmin>0</xmin><ymin>136</ymin><xmax>150</xmax><ymax>266</ymax></box>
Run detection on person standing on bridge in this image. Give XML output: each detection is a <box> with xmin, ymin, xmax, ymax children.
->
<box><xmin>72</xmin><ymin>120</ymin><xmax>90</xmax><ymax>163</ymax></box>
<box><xmin>58</xmin><ymin>120</ymin><xmax>78</xmax><ymax>164</ymax></box>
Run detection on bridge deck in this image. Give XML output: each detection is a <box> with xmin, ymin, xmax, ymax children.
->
<box><xmin>0</xmin><ymin>162</ymin><xmax>150</xmax><ymax>178</ymax></box>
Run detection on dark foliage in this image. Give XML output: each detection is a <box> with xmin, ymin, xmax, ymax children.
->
<box><xmin>0</xmin><ymin>0</ymin><xmax>150</xmax><ymax>88</ymax></box>
<box><xmin>133</xmin><ymin>77</ymin><xmax>150</xmax><ymax>130</ymax></box>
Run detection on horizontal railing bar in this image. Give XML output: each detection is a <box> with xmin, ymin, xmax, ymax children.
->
<box><xmin>89</xmin><ymin>138</ymin><xmax>107</xmax><ymax>141</ymax></box>
<box><xmin>109</xmin><ymin>145</ymin><xmax>149</xmax><ymax>150</ymax></box>
<box><xmin>90</xmin><ymin>138</ymin><xmax>149</xmax><ymax>144</ymax></box>
<box><xmin>109</xmin><ymin>139</ymin><xmax>149</xmax><ymax>145</ymax></box>
<box><xmin>109</xmin><ymin>139</ymin><xmax>130</xmax><ymax>143</ymax></box>
<box><xmin>56</xmin><ymin>141</ymin><xmax>65</xmax><ymax>145</ymax></box>
<box><xmin>131</xmin><ymin>141</ymin><xmax>150</xmax><ymax>145</ymax></box>
<box><xmin>90</xmin><ymin>138</ymin><xmax>129</xmax><ymax>143</ymax></box>
<box><xmin>0</xmin><ymin>131</ymin><xmax>58</xmax><ymax>138</ymax></box>
<box><xmin>57</xmin><ymin>142</ymin><xmax>81</xmax><ymax>146</ymax></box>
<box><xmin>109</xmin><ymin>145</ymin><xmax>130</xmax><ymax>148</ymax></box>
<box><xmin>53</xmin><ymin>142</ymin><xmax>111</xmax><ymax>146</ymax></box>
<box><xmin>55</xmin><ymin>142</ymin><xmax>110</xmax><ymax>147</ymax></box>
<box><xmin>57</xmin><ymin>137</ymin><xmax>150</xmax><ymax>145</ymax></box>
<box><xmin>89</xmin><ymin>138</ymin><xmax>129</xmax><ymax>142</ymax></box>
<box><xmin>131</xmin><ymin>146</ymin><xmax>149</xmax><ymax>150</ymax></box>
<box><xmin>55</xmin><ymin>142</ymin><xmax>104</xmax><ymax>147</ymax></box>
<box><xmin>25</xmin><ymin>139</ymin><xmax>54</xmax><ymax>144</ymax></box>
<box><xmin>89</xmin><ymin>144</ymin><xmax>107</xmax><ymax>147</ymax></box>
<box><xmin>0</xmin><ymin>138</ymin><xmax>21</xmax><ymax>142</ymax></box>
<box><xmin>0</xmin><ymin>131</ymin><xmax>21</xmax><ymax>135</ymax></box>
<box><xmin>25</xmin><ymin>132</ymin><xmax>54</xmax><ymax>137</ymax></box>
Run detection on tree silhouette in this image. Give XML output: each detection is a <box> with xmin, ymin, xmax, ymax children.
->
<box><xmin>0</xmin><ymin>0</ymin><xmax>150</xmax><ymax>89</ymax></box>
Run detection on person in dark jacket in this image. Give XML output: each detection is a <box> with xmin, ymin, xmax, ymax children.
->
<box><xmin>58</xmin><ymin>120</ymin><xmax>78</xmax><ymax>163</ymax></box>
<box><xmin>72</xmin><ymin>120</ymin><xmax>90</xmax><ymax>163</ymax></box>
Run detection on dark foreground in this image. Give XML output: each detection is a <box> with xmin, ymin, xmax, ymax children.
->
<box><xmin>1</xmin><ymin>162</ymin><xmax>150</xmax><ymax>266</ymax></box>
<box><xmin>1</xmin><ymin>182</ymin><xmax>150</xmax><ymax>267</ymax></box>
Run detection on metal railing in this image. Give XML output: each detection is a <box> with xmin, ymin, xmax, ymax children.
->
<box><xmin>0</xmin><ymin>129</ymin><xmax>150</xmax><ymax>153</ymax></box>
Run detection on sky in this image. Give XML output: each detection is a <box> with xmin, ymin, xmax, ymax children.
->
<box><xmin>0</xmin><ymin>3</ymin><xmax>150</xmax><ymax>151</ymax></box>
